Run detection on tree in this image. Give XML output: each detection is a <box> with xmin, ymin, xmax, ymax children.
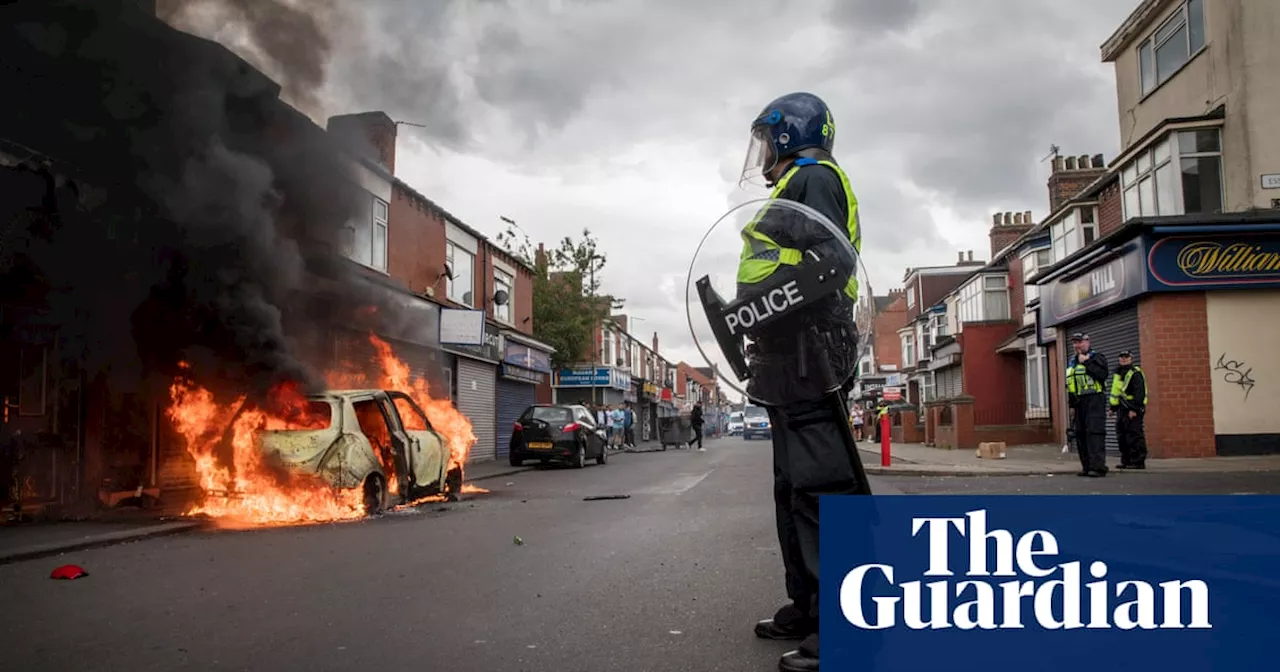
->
<box><xmin>496</xmin><ymin>224</ymin><xmax>623</xmax><ymax>370</ymax></box>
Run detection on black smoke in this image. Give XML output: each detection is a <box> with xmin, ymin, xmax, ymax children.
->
<box><xmin>0</xmin><ymin>0</ymin><xmax>371</xmax><ymax>407</ymax></box>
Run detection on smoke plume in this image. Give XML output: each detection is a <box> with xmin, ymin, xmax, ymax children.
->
<box><xmin>0</xmin><ymin>0</ymin><xmax>372</xmax><ymax>408</ymax></box>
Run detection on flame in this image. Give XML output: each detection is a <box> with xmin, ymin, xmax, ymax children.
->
<box><xmin>164</xmin><ymin>330</ymin><xmax>479</xmax><ymax>528</ymax></box>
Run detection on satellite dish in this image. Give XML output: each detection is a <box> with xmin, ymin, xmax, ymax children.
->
<box><xmin>493</xmin><ymin>289</ymin><xmax>510</xmax><ymax>306</ymax></box>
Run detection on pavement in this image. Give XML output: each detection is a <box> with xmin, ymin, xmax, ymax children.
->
<box><xmin>856</xmin><ymin>439</ymin><xmax>1280</xmax><ymax>476</ymax></box>
<box><xmin>0</xmin><ymin>437</ymin><xmax>902</xmax><ymax>672</ymax></box>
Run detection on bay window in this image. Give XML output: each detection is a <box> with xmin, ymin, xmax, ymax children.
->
<box><xmin>901</xmin><ymin>333</ymin><xmax>916</xmax><ymax>368</ymax></box>
<box><xmin>1021</xmin><ymin>247</ymin><xmax>1052</xmax><ymax>306</ymax></box>
<box><xmin>1121</xmin><ymin>128</ymin><xmax>1222</xmax><ymax>221</ymax></box>
<box><xmin>1025</xmin><ymin>339</ymin><xmax>1049</xmax><ymax>419</ymax></box>
<box><xmin>957</xmin><ymin>274</ymin><xmax>1009</xmax><ymax>323</ymax></box>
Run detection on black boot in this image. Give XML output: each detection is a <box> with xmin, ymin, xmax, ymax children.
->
<box><xmin>755</xmin><ymin>604</ymin><xmax>814</xmax><ymax>641</ymax></box>
<box><xmin>779</xmin><ymin>633</ymin><xmax>819</xmax><ymax>672</ymax></box>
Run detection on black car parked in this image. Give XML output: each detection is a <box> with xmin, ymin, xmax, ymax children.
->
<box><xmin>508</xmin><ymin>404</ymin><xmax>608</xmax><ymax>468</ymax></box>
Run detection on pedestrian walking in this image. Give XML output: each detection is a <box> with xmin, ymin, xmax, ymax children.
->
<box><xmin>1108</xmin><ymin>350</ymin><xmax>1148</xmax><ymax>470</ymax></box>
<box><xmin>851</xmin><ymin>407</ymin><xmax>864</xmax><ymax>441</ymax></box>
<box><xmin>1066</xmin><ymin>332</ymin><xmax>1110</xmax><ymax>477</ymax></box>
<box><xmin>623</xmin><ymin>403</ymin><xmax>636</xmax><ymax>448</ymax></box>
<box><xmin>689</xmin><ymin>402</ymin><xmax>705</xmax><ymax>451</ymax></box>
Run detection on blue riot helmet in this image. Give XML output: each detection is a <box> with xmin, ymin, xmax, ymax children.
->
<box><xmin>739</xmin><ymin>92</ymin><xmax>836</xmax><ymax>188</ymax></box>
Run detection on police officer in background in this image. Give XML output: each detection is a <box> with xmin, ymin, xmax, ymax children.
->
<box><xmin>1066</xmin><ymin>332</ymin><xmax>1110</xmax><ymax>477</ymax></box>
<box><xmin>1108</xmin><ymin>350</ymin><xmax>1148</xmax><ymax>469</ymax></box>
<box><xmin>736</xmin><ymin>91</ymin><xmax>865</xmax><ymax>672</ymax></box>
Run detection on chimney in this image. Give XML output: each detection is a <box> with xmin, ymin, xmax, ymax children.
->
<box><xmin>1047</xmin><ymin>149</ymin><xmax>1107</xmax><ymax>213</ymax></box>
<box><xmin>967</xmin><ymin>250</ymin><xmax>974</xmax><ymax>262</ymax></box>
<box><xmin>957</xmin><ymin>251</ymin><xmax>964</xmax><ymax>263</ymax></box>
<box><xmin>326</xmin><ymin>111</ymin><xmax>398</xmax><ymax>174</ymax></box>
<box><xmin>988</xmin><ymin>210</ymin><xmax>1035</xmax><ymax>259</ymax></box>
<box><xmin>652</xmin><ymin>331</ymin><xmax>660</xmax><ymax>354</ymax></box>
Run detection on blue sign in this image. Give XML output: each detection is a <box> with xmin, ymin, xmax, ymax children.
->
<box><xmin>820</xmin><ymin>496</ymin><xmax>1280</xmax><ymax>671</ymax></box>
<box><xmin>1147</xmin><ymin>233</ymin><xmax>1280</xmax><ymax>291</ymax></box>
<box><xmin>1037</xmin><ymin>242</ymin><xmax>1147</xmax><ymax>328</ymax></box>
<box><xmin>554</xmin><ymin>366</ymin><xmax>630</xmax><ymax>390</ymax></box>
<box><xmin>502</xmin><ymin>341</ymin><xmax>552</xmax><ymax>373</ymax></box>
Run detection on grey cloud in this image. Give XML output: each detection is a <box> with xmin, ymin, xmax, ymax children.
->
<box><xmin>827</xmin><ymin>0</ymin><xmax>923</xmax><ymax>35</ymax></box>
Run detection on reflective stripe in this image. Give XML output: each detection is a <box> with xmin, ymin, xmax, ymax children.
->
<box><xmin>1066</xmin><ymin>359</ymin><xmax>1104</xmax><ymax>395</ymax></box>
<box><xmin>1107</xmin><ymin>366</ymin><xmax>1147</xmax><ymax>406</ymax></box>
<box><xmin>736</xmin><ymin>160</ymin><xmax>862</xmax><ymax>299</ymax></box>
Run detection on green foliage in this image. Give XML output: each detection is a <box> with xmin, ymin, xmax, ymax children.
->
<box><xmin>496</xmin><ymin>225</ymin><xmax>623</xmax><ymax>370</ymax></box>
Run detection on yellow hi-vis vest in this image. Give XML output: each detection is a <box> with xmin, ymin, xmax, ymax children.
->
<box><xmin>1066</xmin><ymin>356</ymin><xmax>1104</xmax><ymax>396</ymax></box>
<box><xmin>736</xmin><ymin>159</ymin><xmax>861</xmax><ymax>300</ymax></box>
<box><xmin>1108</xmin><ymin>366</ymin><xmax>1147</xmax><ymax>408</ymax></box>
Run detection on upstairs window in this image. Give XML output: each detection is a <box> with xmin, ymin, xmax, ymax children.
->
<box><xmin>1121</xmin><ymin>128</ymin><xmax>1223</xmax><ymax>221</ymax></box>
<box><xmin>1139</xmin><ymin>0</ymin><xmax>1205</xmax><ymax>96</ymax></box>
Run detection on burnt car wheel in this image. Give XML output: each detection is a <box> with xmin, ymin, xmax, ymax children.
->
<box><xmin>444</xmin><ymin>466</ymin><xmax>463</xmax><ymax>503</ymax></box>
<box><xmin>363</xmin><ymin>474</ymin><xmax>386</xmax><ymax>516</ymax></box>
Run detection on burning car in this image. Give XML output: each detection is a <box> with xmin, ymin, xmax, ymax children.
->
<box><xmin>254</xmin><ymin>389</ymin><xmax>464</xmax><ymax>515</ymax></box>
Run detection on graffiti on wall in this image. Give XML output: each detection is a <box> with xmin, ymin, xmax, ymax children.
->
<box><xmin>1214</xmin><ymin>353</ymin><xmax>1257</xmax><ymax>402</ymax></box>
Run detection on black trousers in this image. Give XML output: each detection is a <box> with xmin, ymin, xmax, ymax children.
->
<box><xmin>767</xmin><ymin>396</ymin><xmax>864</xmax><ymax>623</ymax></box>
<box><xmin>690</xmin><ymin>424</ymin><xmax>703</xmax><ymax>448</ymax></box>
<box><xmin>1072</xmin><ymin>393</ymin><xmax>1108</xmax><ymax>472</ymax></box>
<box><xmin>1116</xmin><ymin>411</ymin><xmax>1148</xmax><ymax>466</ymax></box>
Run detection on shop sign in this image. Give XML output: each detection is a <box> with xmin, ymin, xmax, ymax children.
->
<box><xmin>643</xmin><ymin>382</ymin><xmax>660</xmax><ymax>398</ymax></box>
<box><xmin>500</xmin><ymin>364</ymin><xmax>544</xmax><ymax>385</ymax></box>
<box><xmin>1038</xmin><ymin>243</ymin><xmax>1147</xmax><ymax>328</ymax></box>
<box><xmin>443</xmin><ymin>320</ymin><xmax>501</xmax><ymax>362</ymax></box>
<box><xmin>553</xmin><ymin>366</ymin><xmax>630</xmax><ymax>390</ymax></box>
<box><xmin>1147</xmin><ymin>233</ymin><xmax>1280</xmax><ymax>291</ymax></box>
<box><xmin>502</xmin><ymin>340</ymin><xmax>552</xmax><ymax>373</ymax></box>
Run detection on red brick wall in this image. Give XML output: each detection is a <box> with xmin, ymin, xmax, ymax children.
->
<box><xmin>1008</xmin><ymin>255</ymin><xmax>1026</xmax><ymax>316</ymax></box>
<box><xmin>1047</xmin><ymin>341</ymin><xmax>1066</xmax><ymax>443</ymax></box>
<box><xmin>1048</xmin><ymin>168</ymin><xmax>1105</xmax><ymax>213</ymax></box>
<box><xmin>920</xmin><ymin>274</ymin><xmax>970</xmax><ymax>314</ymax></box>
<box><xmin>483</xmin><ymin>246</ymin><xmax>535</xmax><ymax>336</ymax></box>
<box><xmin>1138</xmin><ymin>292</ymin><xmax>1216</xmax><ymax>457</ymax></box>
<box><xmin>873</xmin><ymin>294</ymin><xmax>908</xmax><ymax>369</ymax></box>
<box><xmin>1097</xmin><ymin>181</ymin><xmax>1124</xmax><ymax>238</ymax></box>
<box><xmin>958</xmin><ymin>322</ymin><xmax>1024</xmax><ymax>425</ymax></box>
<box><xmin>388</xmin><ymin>185</ymin><xmax>447</xmax><ymax>297</ymax></box>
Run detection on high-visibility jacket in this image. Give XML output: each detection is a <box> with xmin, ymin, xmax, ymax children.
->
<box><xmin>1108</xmin><ymin>365</ymin><xmax>1148</xmax><ymax>409</ymax></box>
<box><xmin>1066</xmin><ymin>354</ymin><xmax>1105</xmax><ymax>396</ymax></box>
<box><xmin>736</xmin><ymin>158</ymin><xmax>861</xmax><ymax>300</ymax></box>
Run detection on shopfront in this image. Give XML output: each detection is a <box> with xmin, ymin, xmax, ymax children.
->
<box><xmin>1036</xmin><ymin>217</ymin><xmax>1280</xmax><ymax>457</ymax></box>
<box><xmin>442</xmin><ymin>320</ymin><xmax>501</xmax><ymax>463</ymax></box>
<box><xmin>640</xmin><ymin>382</ymin><xmax>660</xmax><ymax>442</ymax></box>
<box><xmin>496</xmin><ymin>331</ymin><xmax>554</xmax><ymax>459</ymax></box>
<box><xmin>552</xmin><ymin>366</ymin><xmax>631</xmax><ymax>406</ymax></box>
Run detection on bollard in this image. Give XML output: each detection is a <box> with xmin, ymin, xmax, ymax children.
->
<box><xmin>880</xmin><ymin>413</ymin><xmax>891</xmax><ymax>467</ymax></box>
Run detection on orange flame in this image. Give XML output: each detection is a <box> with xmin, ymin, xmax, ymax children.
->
<box><xmin>164</xmin><ymin>331</ymin><xmax>478</xmax><ymax>528</ymax></box>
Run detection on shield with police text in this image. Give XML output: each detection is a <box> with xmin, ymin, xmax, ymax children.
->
<box><xmin>685</xmin><ymin>197</ymin><xmax>874</xmax><ymax>407</ymax></box>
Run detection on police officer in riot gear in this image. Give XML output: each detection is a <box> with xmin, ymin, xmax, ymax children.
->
<box><xmin>735</xmin><ymin>91</ymin><xmax>869</xmax><ymax>672</ymax></box>
<box><xmin>1108</xmin><ymin>350</ymin><xmax>1148</xmax><ymax>469</ymax></box>
<box><xmin>1066</xmin><ymin>332</ymin><xmax>1110</xmax><ymax>477</ymax></box>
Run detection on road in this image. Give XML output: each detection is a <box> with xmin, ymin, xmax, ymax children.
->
<box><xmin>0</xmin><ymin>438</ymin><xmax>871</xmax><ymax>672</ymax></box>
<box><xmin>4</xmin><ymin>439</ymin><xmax>1279</xmax><ymax>672</ymax></box>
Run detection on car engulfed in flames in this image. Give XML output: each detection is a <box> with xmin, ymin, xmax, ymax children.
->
<box><xmin>166</xmin><ymin>333</ymin><xmax>481</xmax><ymax>528</ymax></box>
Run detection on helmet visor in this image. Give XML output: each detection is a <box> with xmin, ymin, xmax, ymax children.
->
<box><xmin>739</xmin><ymin>126</ymin><xmax>776</xmax><ymax>189</ymax></box>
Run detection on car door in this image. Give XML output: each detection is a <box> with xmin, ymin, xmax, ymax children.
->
<box><xmin>576</xmin><ymin>406</ymin><xmax>605</xmax><ymax>456</ymax></box>
<box><xmin>386</xmin><ymin>391</ymin><xmax>448</xmax><ymax>496</ymax></box>
<box><xmin>351</xmin><ymin>395</ymin><xmax>411</xmax><ymax>498</ymax></box>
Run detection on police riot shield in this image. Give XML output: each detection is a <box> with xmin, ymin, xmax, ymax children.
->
<box><xmin>685</xmin><ymin>197</ymin><xmax>876</xmax><ymax>408</ymax></box>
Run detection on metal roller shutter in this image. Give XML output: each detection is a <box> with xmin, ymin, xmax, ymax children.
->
<box><xmin>456</xmin><ymin>358</ymin><xmax>497</xmax><ymax>463</ymax></box>
<box><xmin>1066</xmin><ymin>302</ymin><xmax>1141</xmax><ymax>455</ymax></box>
<box><xmin>496</xmin><ymin>379</ymin><xmax>535</xmax><ymax>458</ymax></box>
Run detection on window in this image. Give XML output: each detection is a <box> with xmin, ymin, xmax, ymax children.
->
<box><xmin>1021</xmin><ymin>247</ymin><xmax>1052</xmax><ymax>306</ymax></box>
<box><xmin>920</xmin><ymin>372</ymin><xmax>936</xmax><ymax>409</ymax></box>
<box><xmin>493</xmin><ymin>268</ymin><xmax>514</xmax><ymax>324</ymax></box>
<box><xmin>1025</xmin><ymin>340</ymin><xmax>1049</xmax><ymax>419</ymax></box>
<box><xmin>906</xmin><ymin>286</ymin><xmax>915</xmax><ymax>309</ymax></box>
<box><xmin>445</xmin><ymin>241</ymin><xmax>475</xmax><ymax>306</ymax></box>
<box><xmin>1139</xmin><ymin>0</ymin><xmax>1205</xmax><ymax>96</ymax></box>
<box><xmin>901</xmin><ymin>333</ymin><xmax>916</xmax><ymax>368</ymax></box>
<box><xmin>861</xmin><ymin>360</ymin><xmax>872</xmax><ymax>375</ymax></box>
<box><xmin>957</xmin><ymin>274</ymin><xmax>1009</xmax><ymax>323</ymax></box>
<box><xmin>1079</xmin><ymin>207</ymin><xmax>1097</xmax><ymax>246</ymax></box>
<box><xmin>1121</xmin><ymin>128</ymin><xmax>1223</xmax><ymax>220</ymax></box>
<box><xmin>341</xmin><ymin>193</ymin><xmax>390</xmax><ymax>272</ymax></box>
<box><xmin>601</xmin><ymin>328</ymin><xmax>615</xmax><ymax>365</ymax></box>
<box><xmin>1051</xmin><ymin>209</ymin><xmax>1080</xmax><ymax>262</ymax></box>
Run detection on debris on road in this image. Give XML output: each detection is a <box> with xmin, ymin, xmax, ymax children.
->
<box><xmin>50</xmin><ymin>564</ymin><xmax>89</xmax><ymax>580</ymax></box>
<box><xmin>583</xmin><ymin>495</ymin><xmax>631</xmax><ymax>501</ymax></box>
<box><xmin>513</xmin><ymin>535</ymin><xmax>524</xmax><ymax>545</ymax></box>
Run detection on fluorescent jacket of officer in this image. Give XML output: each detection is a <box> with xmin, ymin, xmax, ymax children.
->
<box><xmin>1108</xmin><ymin>363</ymin><xmax>1148</xmax><ymax>413</ymax></box>
<box><xmin>1066</xmin><ymin>350</ymin><xmax>1110</xmax><ymax>406</ymax></box>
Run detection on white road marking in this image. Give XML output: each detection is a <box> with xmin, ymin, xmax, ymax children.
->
<box><xmin>633</xmin><ymin>470</ymin><xmax>715</xmax><ymax>496</ymax></box>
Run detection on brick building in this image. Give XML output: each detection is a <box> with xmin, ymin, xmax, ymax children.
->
<box><xmin>1030</xmin><ymin>0</ymin><xmax>1280</xmax><ymax>457</ymax></box>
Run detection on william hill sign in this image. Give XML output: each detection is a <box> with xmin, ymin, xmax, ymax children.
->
<box><xmin>1148</xmin><ymin>234</ymin><xmax>1280</xmax><ymax>290</ymax></box>
<box><xmin>1038</xmin><ymin>244</ymin><xmax>1147</xmax><ymax>328</ymax></box>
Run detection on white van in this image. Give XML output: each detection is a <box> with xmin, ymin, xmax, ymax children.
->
<box><xmin>727</xmin><ymin>411</ymin><xmax>744</xmax><ymax>436</ymax></box>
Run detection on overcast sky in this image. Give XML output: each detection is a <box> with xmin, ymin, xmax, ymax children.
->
<box><xmin>171</xmin><ymin>0</ymin><xmax>1140</xmax><ymax>400</ymax></box>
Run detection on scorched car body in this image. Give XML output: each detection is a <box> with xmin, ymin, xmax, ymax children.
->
<box><xmin>257</xmin><ymin>389</ymin><xmax>463</xmax><ymax>514</ymax></box>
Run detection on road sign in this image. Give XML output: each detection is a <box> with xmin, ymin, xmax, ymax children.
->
<box><xmin>882</xmin><ymin>387</ymin><xmax>902</xmax><ymax>401</ymax></box>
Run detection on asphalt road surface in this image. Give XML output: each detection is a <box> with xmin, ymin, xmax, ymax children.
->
<box><xmin>4</xmin><ymin>440</ymin><xmax>1277</xmax><ymax>672</ymax></box>
<box><xmin>0</xmin><ymin>437</ymin><xmax>885</xmax><ymax>672</ymax></box>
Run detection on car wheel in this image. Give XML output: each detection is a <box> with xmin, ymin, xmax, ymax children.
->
<box><xmin>362</xmin><ymin>474</ymin><xmax>386</xmax><ymax>516</ymax></box>
<box><xmin>573</xmin><ymin>440</ymin><xmax>587</xmax><ymax>469</ymax></box>
<box><xmin>444</xmin><ymin>466</ymin><xmax>463</xmax><ymax>503</ymax></box>
<box><xmin>596</xmin><ymin>441</ymin><xmax>608</xmax><ymax>465</ymax></box>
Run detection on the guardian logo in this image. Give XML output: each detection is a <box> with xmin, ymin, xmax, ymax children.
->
<box><xmin>840</xmin><ymin>510</ymin><xmax>1212</xmax><ymax>631</ymax></box>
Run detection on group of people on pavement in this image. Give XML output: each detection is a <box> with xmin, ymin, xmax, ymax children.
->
<box><xmin>1066</xmin><ymin>331</ymin><xmax>1149</xmax><ymax>477</ymax></box>
<box><xmin>591</xmin><ymin>402</ymin><xmax>636</xmax><ymax>450</ymax></box>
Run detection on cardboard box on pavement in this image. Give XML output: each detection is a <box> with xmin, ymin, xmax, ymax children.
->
<box><xmin>975</xmin><ymin>442</ymin><xmax>1007</xmax><ymax>459</ymax></box>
